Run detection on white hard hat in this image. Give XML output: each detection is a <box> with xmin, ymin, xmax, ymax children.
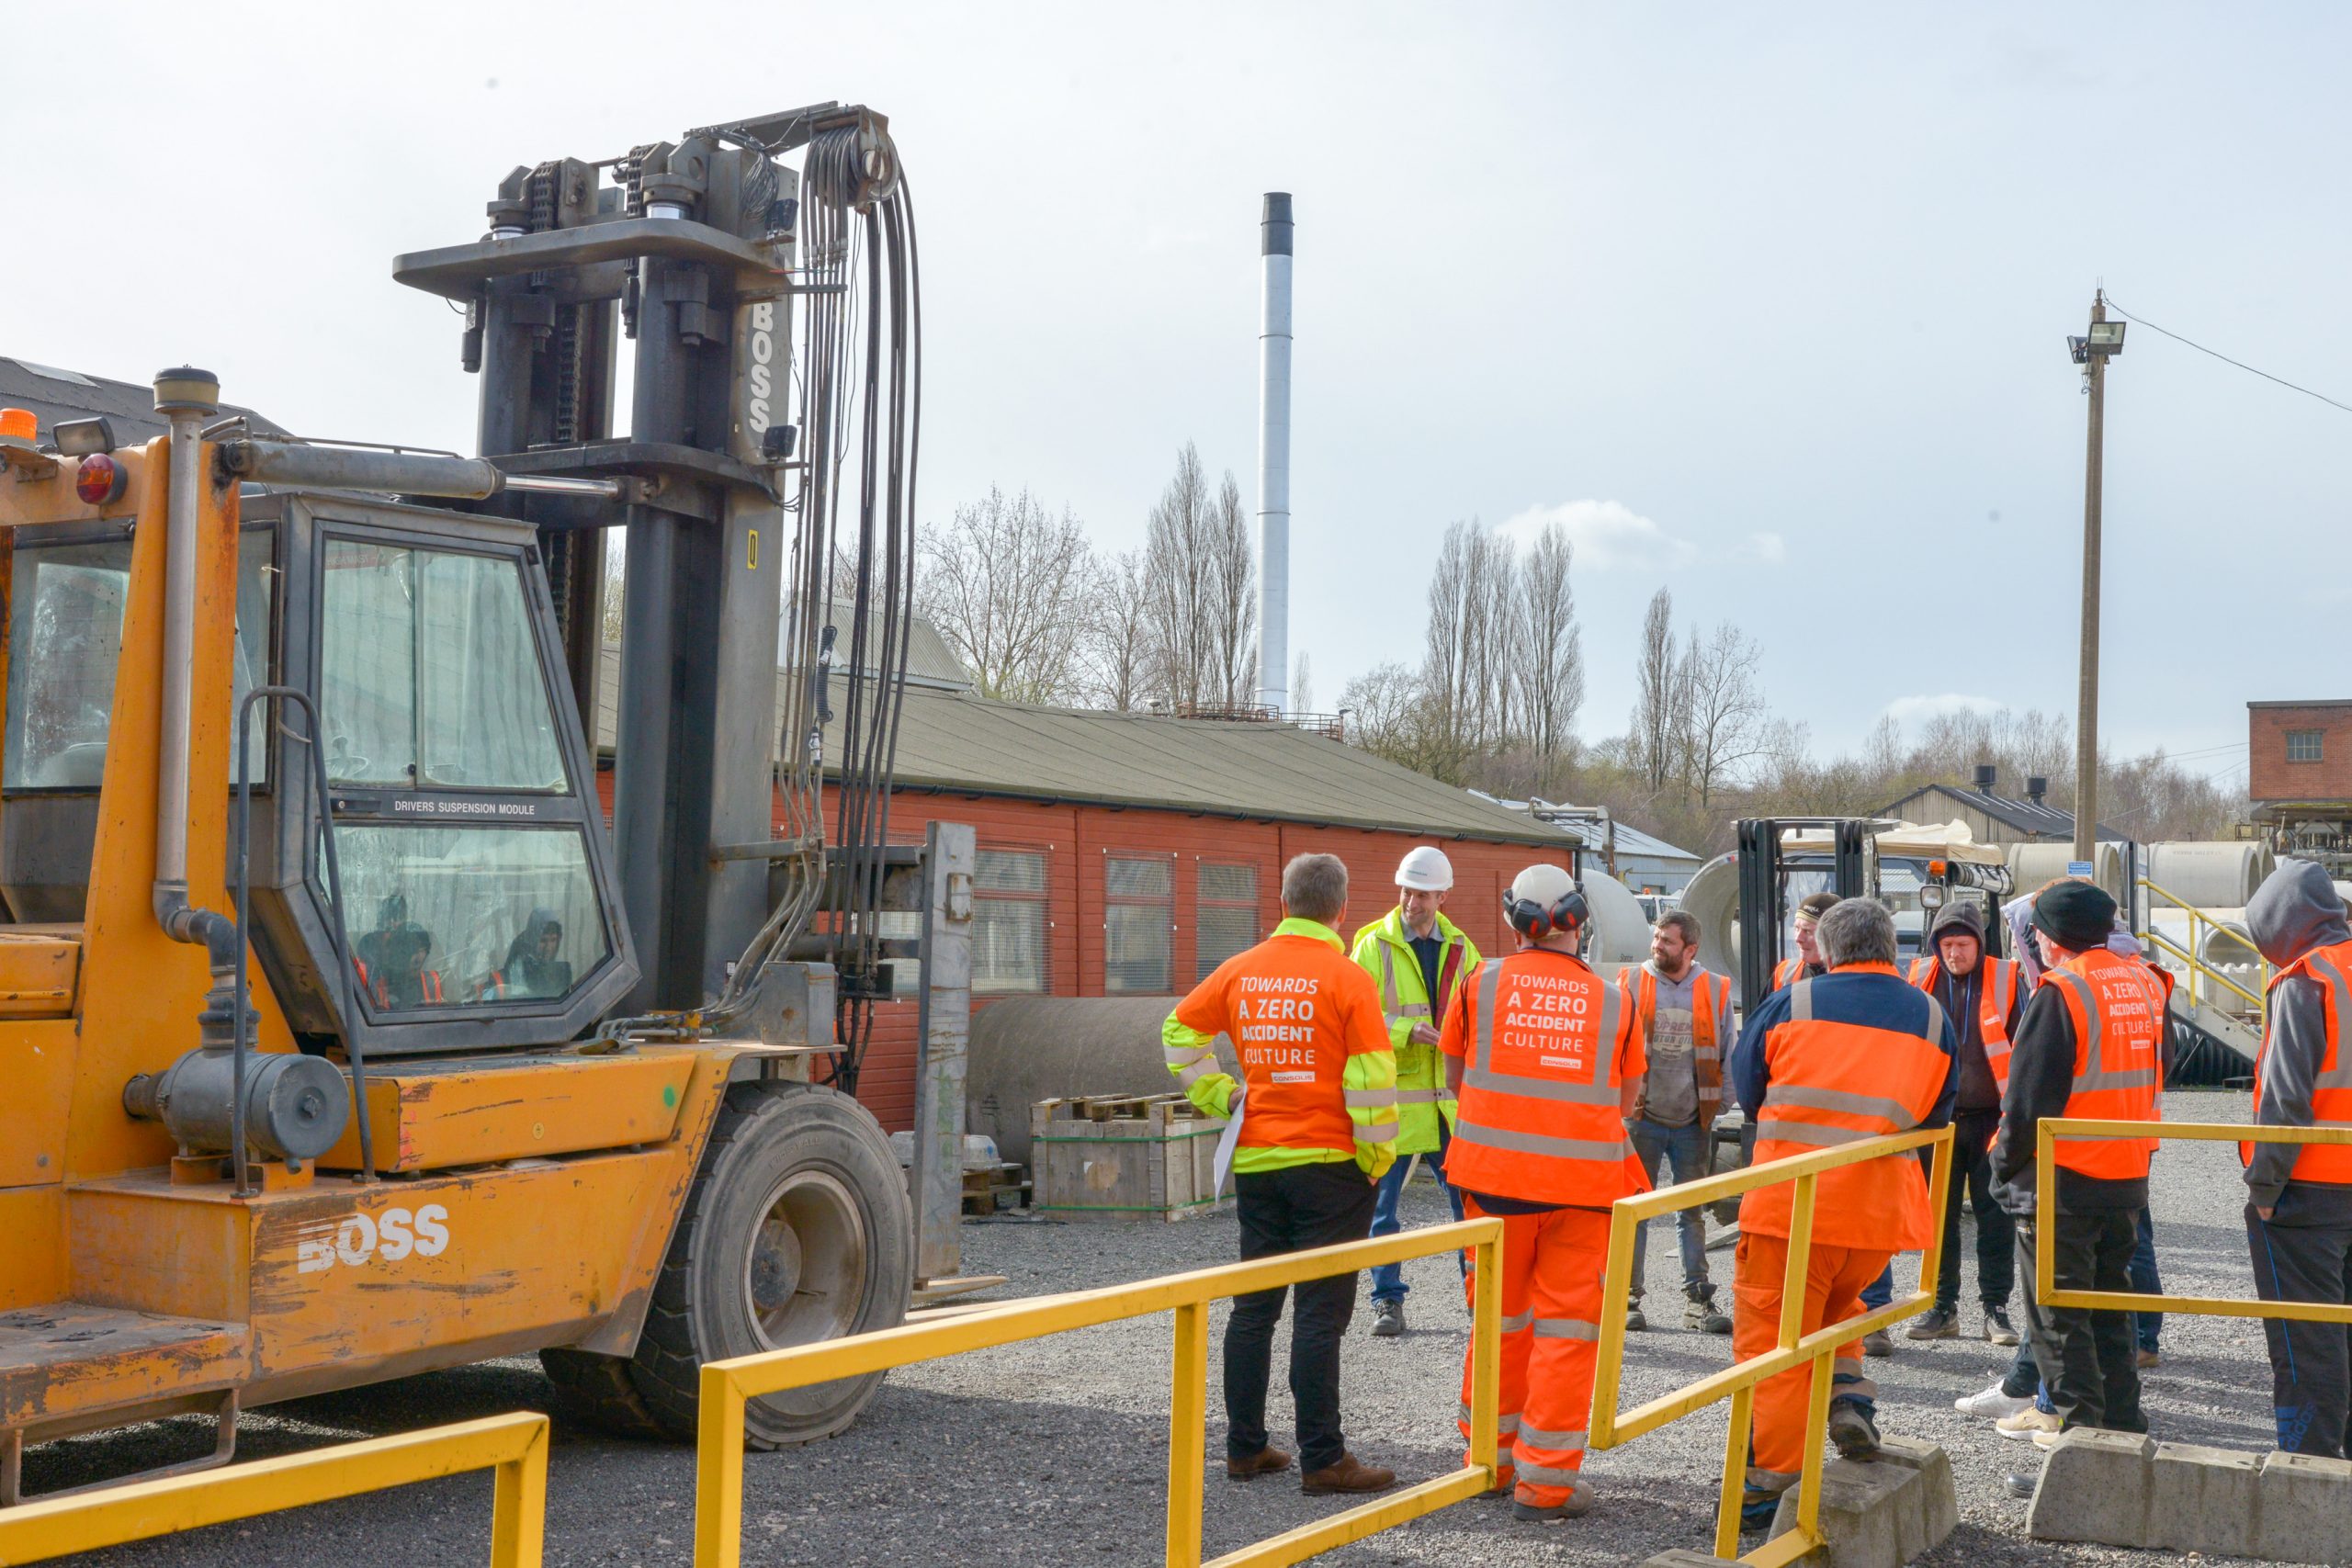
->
<box><xmin>1396</xmin><ymin>846</ymin><xmax>1455</xmax><ymax>893</ymax></box>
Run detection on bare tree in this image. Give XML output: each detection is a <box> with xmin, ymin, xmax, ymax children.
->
<box><xmin>1340</xmin><ymin>661</ymin><xmax>1433</xmax><ymax>770</ymax></box>
<box><xmin>1292</xmin><ymin>651</ymin><xmax>1314</xmax><ymax>716</ymax></box>
<box><xmin>1204</xmin><ymin>468</ymin><xmax>1259</xmax><ymax>708</ymax></box>
<box><xmin>916</xmin><ymin>486</ymin><xmax>1102</xmax><ymax>705</ymax></box>
<box><xmin>1141</xmin><ymin>444</ymin><xmax>1216</xmax><ymax>710</ymax></box>
<box><xmin>1511</xmin><ymin>523</ymin><xmax>1584</xmax><ymax>792</ymax></box>
<box><xmin>1085</xmin><ymin>549</ymin><xmax>1154</xmax><ymax>712</ymax></box>
<box><xmin>1677</xmin><ymin>620</ymin><xmax>1768</xmax><ymax>809</ymax></box>
<box><xmin>1632</xmin><ymin>588</ymin><xmax>1678</xmax><ymax>795</ymax></box>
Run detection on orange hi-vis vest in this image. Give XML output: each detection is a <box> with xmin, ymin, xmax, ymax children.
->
<box><xmin>2244</xmin><ymin>939</ymin><xmax>2352</xmax><ymax>1184</ymax></box>
<box><xmin>1442</xmin><ymin>950</ymin><xmax>1648</xmax><ymax>1208</ymax></box>
<box><xmin>1626</xmin><ymin>964</ymin><xmax>1729</xmax><ymax>1100</ymax></box>
<box><xmin>1907</xmin><ymin>954</ymin><xmax>2021</xmax><ymax>1092</ymax></box>
<box><xmin>2041</xmin><ymin>947</ymin><xmax>2165</xmax><ymax>1179</ymax></box>
<box><xmin>1742</xmin><ymin>964</ymin><xmax>1951</xmax><ymax>1249</ymax></box>
<box><xmin>1170</xmin><ymin>927</ymin><xmax>1391</xmax><ymax>1158</ymax></box>
<box><xmin>1771</xmin><ymin>958</ymin><xmax>1806</xmax><ymax>992</ymax></box>
<box><xmin>353</xmin><ymin>959</ymin><xmax>445</xmax><ymax>1009</ymax></box>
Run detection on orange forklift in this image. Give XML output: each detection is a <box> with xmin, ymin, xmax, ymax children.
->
<box><xmin>0</xmin><ymin>102</ymin><xmax>971</xmax><ymax>1499</ymax></box>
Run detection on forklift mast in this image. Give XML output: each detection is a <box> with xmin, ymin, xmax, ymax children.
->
<box><xmin>388</xmin><ymin>104</ymin><xmax>916</xmax><ymax>1024</ymax></box>
<box><xmin>1734</xmin><ymin>817</ymin><xmax>1866</xmax><ymax>1005</ymax></box>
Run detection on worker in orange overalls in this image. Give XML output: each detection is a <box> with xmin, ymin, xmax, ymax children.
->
<box><xmin>1770</xmin><ymin>892</ymin><xmax>1840</xmax><ymax>991</ymax></box>
<box><xmin>1728</xmin><ymin>897</ymin><xmax>1957</xmax><ymax>1531</ymax></box>
<box><xmin>1440</xmin><ymin>863</ymin><xmax>1647</xmax><ymax>1521</ymax></box>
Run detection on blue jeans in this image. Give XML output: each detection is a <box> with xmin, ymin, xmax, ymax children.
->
<box><xmin>1369</xmin><ymin>1121</ymin><xmax>1463</xmax><ymax>1303</ymax></box>
<box><xmin>1861</xmin><ymin>1262</ymin><xmax>1894</xmax><ymax>1312</ymax></box>
<box><xmin>2131</xmin><ymin>1206</ymin><xmax>2163</xmax><ymax>1351</ymax></box>
<box><xmin>1628</xmin><ymin>1117</ymin><xmax>1715</xmax><ymax>1301</ymax></box>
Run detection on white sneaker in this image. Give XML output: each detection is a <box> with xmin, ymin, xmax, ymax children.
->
<box><xmin>1954</xmin><ymin>1382</ymin><xmax>2034</xmax><ymax>1419</ymax></box>
<box><xmin>1996</xmin><ymin>1407</ymin><xmax>2063</xmax><ymax>1441</ymax></box>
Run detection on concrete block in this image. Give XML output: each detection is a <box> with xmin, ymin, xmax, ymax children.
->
<box><xmin>1868</xmin><ymin>1436</ymin><xmax>1959</xmax><ymax>1551</ymax></box>
<box><xmin>1766</xmin><ymin>1444</ymin><xmax>1954</xmax><ymax>1568</ymax></box>
<box><xmin>2026</xmin><ymin>1428</ymin><xmax>2154</xmax><ymax>1545</ymax></box>
<box><xmin>2146</xmin><ymin>1441</ymin><xmax>2261</xmax><ymax>1558</ymax></box>
<box><xmin>2256</xmin><ymin>1450</ymin><xmax>2352</xmax><ymax>1563</ymax></box>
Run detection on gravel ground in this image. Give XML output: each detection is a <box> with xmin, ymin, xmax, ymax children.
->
<box><xmin>31</xmin><ymin>1091</ymin><xmax>2289</xmax><ymax>1567</ymax></box>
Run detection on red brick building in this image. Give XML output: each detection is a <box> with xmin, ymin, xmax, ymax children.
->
<box><xmin>2248</xmin><ymin>700</ymin><xmax>2352</xmax><ymax>806</ymax></box>
<box><xmin>816</xmin><ymin>691</ymin><xmax>1576</xmax><ymax>1133</ymax></box>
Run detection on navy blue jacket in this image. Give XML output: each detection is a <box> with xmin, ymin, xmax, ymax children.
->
<box><xmin>1732</xmin><ymin>964</ymin><xmax>1959</xmax><ymax>1131</ymax></box>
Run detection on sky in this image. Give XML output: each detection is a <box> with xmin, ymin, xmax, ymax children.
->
<box><xmin>6</xmin><ymin>2</ymin><xmax>2344</xmax><ymax>796</ymax></box>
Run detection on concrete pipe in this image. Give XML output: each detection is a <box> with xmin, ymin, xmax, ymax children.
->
<box><xmin>2007</xmin><ymin>840</ymin><xmax>2127</xmax><ymax>908</ymax></box>
<box><xmin>1581</xmin><ymin>870</ymin><xmax>1655</xmax><ymax>970</ymax></box>
<box><xmin>1679</xmin><ymin>852</ymin><xmax>1743</xmax><ymax>1009</ymax></box>
<box><xmin>967</xmin><ymin>997</ymin><xmax>1236</xmax><ymax>1168</ymax></box>
<box><xmin>2147</xmin><ymin>840</ymin><xmax>2276</xmax><ymax>910</ymax></box>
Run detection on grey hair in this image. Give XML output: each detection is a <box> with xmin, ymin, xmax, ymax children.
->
<box><xmin>1815</xmin><ymin>897</ymin><xmax>1897</xmax><ymax>969</ymax></box>
<box><xmin>1281</xmin><ymin>853</ymin><xmax>1350</xmax><ymax>926</ymax></box>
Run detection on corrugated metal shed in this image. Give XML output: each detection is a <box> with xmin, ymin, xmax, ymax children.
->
<box><xmin>0</xmin><ymin>357</ymin><xmax>288</xmax><ymax>444</ymax></box>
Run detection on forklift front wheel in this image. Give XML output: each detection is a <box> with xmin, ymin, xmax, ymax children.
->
<box><xmin>612</xmin><ymin>1079</ymin><xmax>914</xmax><ymax>1447</ymax></box>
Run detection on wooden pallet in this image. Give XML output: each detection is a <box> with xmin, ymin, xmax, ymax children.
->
<box><xmin>1030</xmin><ymin>1093</ymin><xmax>1231</xmax><ymax>1223</ymax></box>
<box><xmin>961</xmin><ymin>1162</ymin><xmax>1031</xmax><ymax>1216</ymax></box>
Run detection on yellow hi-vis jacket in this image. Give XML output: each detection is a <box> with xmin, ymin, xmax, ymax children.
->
<box><xmin>1349</xmin><ymin>907</ymin><xmax>1481</xmax><ymax>1155</ymax></box>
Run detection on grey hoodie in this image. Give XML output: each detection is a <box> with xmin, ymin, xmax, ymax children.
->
<box><xmin>2245</xmin><ymin>860</ymin><xmax>2352</xmax><ymax>1212</ymax></box>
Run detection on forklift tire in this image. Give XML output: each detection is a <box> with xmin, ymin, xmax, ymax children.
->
<box><xmin>619</xmin><ymin>1080</ymin><xmax>913</xmax><ymax>1448</ymax></box>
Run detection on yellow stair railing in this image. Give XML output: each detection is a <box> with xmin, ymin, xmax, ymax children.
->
<box><xmin>2138</xmin><ymin>874</ymin><xmax>2270</xmax><ymax>1021</ymax></box>
<box><xmin>694</xmin><ymin>1217</ymin><xmax>1505</xmax><ymax>1568</ymax></box>
<box><xmin>0</xmin><ymin>1412</ymin><xmax>548</xmax><ymax>1567</ymax></box>
<box><xmin>1589</xmin><ymin>1127</ymin><xmax>1955</xmax><ymax>1565</ymax></box>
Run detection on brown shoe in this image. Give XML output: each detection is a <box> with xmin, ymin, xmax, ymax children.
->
<box><xmin>1226</xmin><ymin>1446</ymin><xmax>1292</xmax><ymax>1480</ymax></box>
<box><xmin>1301</xmin><ymin>1452</ymin><xmax>1397</xmax><ymax>1495</ymax></box>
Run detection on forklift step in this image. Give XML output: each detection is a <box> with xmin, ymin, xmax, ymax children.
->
<box><xmin>0</xmin><ymin>1302</ymin><xmax>247</xmax><ymax>1443</ymax></box>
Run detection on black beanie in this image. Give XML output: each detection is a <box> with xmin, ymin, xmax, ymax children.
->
<box><xmin>2031</xmin><ymin>880</ymin><xmax>2116</xmax><ymax>952</ymax></box>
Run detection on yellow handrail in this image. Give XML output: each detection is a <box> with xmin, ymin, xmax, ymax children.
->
<box><xmin>1589</xmin><ymin>1127</ymin><xmax>1954</xmax><ymax>1565</ymax></box>
<box><xmin>0</xmin><ymin>1413</ymin><xmax>548</xmax><ymax>1567</ymax></box>
<box><xmin>2137</xmin><ymin>875</ymin><xmax>2271</xmax><ymax>1021</ymax></box>
<box><xmin>693</xmin><ymin>1217</ymin><xmax>1506</xmax><ymax>1568</ymax></box>
<box><xmin>2036</xmin><ymin>1119</ymin><xmax>2352</xmax><ymax>1322</ymax></box>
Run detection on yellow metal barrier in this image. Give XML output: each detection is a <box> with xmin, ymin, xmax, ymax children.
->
<box><xmin>695</xmin><ymin>1217</ymin><xmax>1504</xmax><ymax>1568</ymax></box>
<box><xmin>2038</xmin><ymin>1118</ymin><xmax>2352</xmax><ymax>1322</ymax></box>
<box><xmin>2139</xmin><ymin>875</ymin><xmax>2271</xmax><ymax>1019</ymax></box>
<box><xmin>1589</xmin><ymin>1128</ymin><xmax>1954</xmax><ymax>1566</ymax></box>
<box><xmin>0</xmin><ymin>1412</ymin><xmax>548</xmax><ymax>1567</ymax></box>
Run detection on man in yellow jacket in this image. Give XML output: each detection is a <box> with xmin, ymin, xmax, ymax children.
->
<box><xmin>1164</xmin><ymin>852</ymin><xmax>1399</xmax><ymax>1495</ymax></box>
<box><xmin>1350</xmin><ymin>844</ymin><xmax>1480</xmax><ymax>1337</ymax></box>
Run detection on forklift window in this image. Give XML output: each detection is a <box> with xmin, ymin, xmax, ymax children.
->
<box><xmin>319</xmin><ymin>539</ymin><xmax>567</xmax><ymax>793</ymax></box>
<box><xmin>1778</xmin><ymin>863</ymin><xmax>1836</xmax><ymax>959</ymax></box>
<box><xmin>330</xmin><ymin>822</ymin><xmax>607</xmax><ymax>1008</ymax></box>
<box><xmin>5</xmin><ymin>534</ymin><xmax>273</xmax><ymax>791</ymax></box>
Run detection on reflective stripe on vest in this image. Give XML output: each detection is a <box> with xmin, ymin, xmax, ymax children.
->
<box><xmin>1447</xmin><ymin>955</ymin><xmax>1641</xmax><ymax>1201</ymax></box>
<box><xmin>1773</xmin><ymin>959</ymin><xmax>1804</xmax><ymax>992</ymax></box>
<box><xmin>1908</xmin><ymin>954</ymin><xmax>2018</xmax><ymax>1089</ymax></box>
<box><xmin>2045</xmin><ymin>952</ymin><xmax>2164</xmax><ymax>1179</ymax></box>
<box><xmin>2245</xmin><ymin>942</ymin><xmax>2352</xmax><ymax>1183</ymax></box>
<box><xmin>1377</xmin><ymin>943</ymin><xmax>1432</xmax><ymax>1022</ymax></box>
<box><xmin>1754</xmin><ymin>977</ymin><xmax>1946</xmax><ymax>1150</ymax></box>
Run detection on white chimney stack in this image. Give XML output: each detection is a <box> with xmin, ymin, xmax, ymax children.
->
<box><xmin>1255</xmin><ymin>192</ymin><xmax>1292</xmax><ymax>713</ymax></box>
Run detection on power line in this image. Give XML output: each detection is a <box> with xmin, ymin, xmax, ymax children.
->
<box><xmin>2105</xmin><ymin>297</ymin><xmax>2352</xmax><ymax>416</ymax></box>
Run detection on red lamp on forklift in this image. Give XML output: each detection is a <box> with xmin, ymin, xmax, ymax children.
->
<box><xmin>75</xmin><ymin>452</ymin><xmax>127</xmax><ymax>504</ymax></box>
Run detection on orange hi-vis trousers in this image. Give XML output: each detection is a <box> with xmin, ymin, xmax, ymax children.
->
<box><xmin>1731</xmin><ymin>1233</ymin><xmax>1890</xmax><ymax>1492</ymax></box>
<box><xmin>1456</xmin><ymin>1196</ymin><xmax>1609</xmax><ymax>1506</ymax></box>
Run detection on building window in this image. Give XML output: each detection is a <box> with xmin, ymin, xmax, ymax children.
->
<box><xmin>1196</xmin><ymin>863</ymin><xmax>1260</xmax><ymax>977</ymax></box>
<box><xmin>2289</xmin><ymin>729</ymin><xmax>2324</xmax><ymax>763</ymax></box>
<box><xmin>1104</xmin><ymin>855</ymin><xmax>1173</xmax><ymax>993</ymax></box>
<box><xmin>973</xmin><ymin>849</ymin><xmax>1049</xmax><ymax>994</ymax></box>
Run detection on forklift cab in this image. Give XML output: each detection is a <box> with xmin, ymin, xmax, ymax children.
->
<box><xmin>0</xmin><ymin>487</ymin><xmax>636</xmax><ymax>1051</ymax></box>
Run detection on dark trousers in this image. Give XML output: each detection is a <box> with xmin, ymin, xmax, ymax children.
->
<box><xmin>2247</xmin><ymin>1201</ymin><xmax>2352</xmax><ymax>1458</ymax></box>
<box><xmin>1227</xmin><ymin>1159</ymin><xmax>1379</xmax><ymax>1472</ymax></box>
<box><xmin>1937</xmin><ymin>1110</ymin><xmax>2015</xmax><ymax>1312</ymax></box>
<box><xmin>2017</xmin><ymin>1209</ymin><xmax>2145</xmax><ymax>1433</ymax></box>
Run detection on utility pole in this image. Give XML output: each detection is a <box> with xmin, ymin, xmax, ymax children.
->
<box><xmin>2069</xmin><ymin>291</ymin><xmax>2125</xmax><ymax>865</ymax></box>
